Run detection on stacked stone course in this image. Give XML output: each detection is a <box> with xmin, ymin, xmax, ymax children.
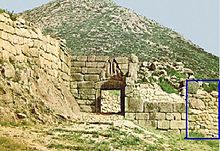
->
<box><xmin>70</xmin><ymin>55</ymin><xmax>134</xmax><ymax>112</ymax></box>
<box><xmin>0</xmin><ymin>13</ymin><xmax>79</xmax><ymax>118</ymax></box>
<box><xmin>0</xmin><ymin>13</ymin><xmax>71</xmax><ymax>88</ymax></box>
<box><xmin>188</xmin><ymin>90</ymin><xmax>218</xmax><ymax>137</ymax></box>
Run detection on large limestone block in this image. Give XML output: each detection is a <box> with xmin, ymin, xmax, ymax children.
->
<box><xmin>87</xmin><ymin>68</ymin><xmax>101</xmax><ymax>74</ymax></box>
<box><xmin>166</xmin><ymin>113</ymin><xmax>174</xmax><ymax>120</ymax></box>
<box><xmin>97</xmin><ymin>62</ymin><xmax>105</xmax><ymax>68</ymax></box>
<box><xmin>144</xmin><ymin>102</ymin><xmax>158</xmax><ymax>113</ymax></box>
<box><xmin>78</xmin><ymin>88</ymin><xmax>96</xmax><ymax>95</ymax></box>
<box><xmin>173</xmin><ymin>102</ymin><xmax>185</xmax><ymax>113</ymax></box>
<box><xmin>71</xmin><ymin>73</ymin><xmax>83</xmax><ymax>81</ymax></box>
<box><xmin>126</xmin><ymin>96</ymin><xmax>143</xmax><ymax>112</ymax></box>
<box><xmin>80</xmin><ymin>105</ymin><xmax>95</xmax><ymax>112</ymax></box>
<box><xmin>84</xmin><ymin>75</ymin><xmax>99</xmax><ymax>82</ymax></box>
<box><xmin>150</xmin><ymin>112</ymin><xmax>165</xmax><ymax>120</ymax></box>
<box><xmin>125</xmin><ymin>113</ymin><xmax>136</xmax><ymax>120</ymax></box>
<box><xmin>71</xmin><ymin>67</ymin><xmax>82</xmax><ymax>73</ymax></box>
<box><xmin>72</xmin><ymin>61</ymin><xmax>86</xmax><ymax>67</ymax></box>
<box><xmin>115</xmin><ymin>57</ymin><xmax>129</xmax><ymax>64</ymax></box>
<box><xmin>77</xmin><ymin>81</ymin><xmax>95</xmax><ymax>88</ymax></box>
<box><xmin>189</xmin><ymin>98</ymin><xmax>205</xmax><ymax>110</ymax></box>
<box><xmin>172</xmin><ymin>113</ymin><xmax>181</xmax><ymax>120</ymax></box>
<box><xmin>135</xmin><ymin>113</ymin><xmax>149</xmax><ymax>120</ymax></box>
<box><xmin>0</xmin><ymin>30</ymin><xmax>7</xmax><ymax>40</ymax></box>
<box><xmin>95</xmin><ymin>56</ymin><xmax>109</xmax><ymax>62</ymax></box>
<box><xmin>87</xmin><ymin>55</ymin><xmax>96</xmax><ymax>62</ymax></box>
<box><xmin>2</xmin><ymin>63</ymin><xmax>15</xmax><ymax>79</ymax></box>
<box><xmin>86</xmin><ymin>62</ymin><xmax>97</xmax><ymax>68</ymax></box>
<box><xmin>130</xmin><ymin>54</ymin><xmax>138</xmax><ymax>63</ymax></box>
<box><xmin>158</xmin><ymin>120</ymin><xmax>170</xmax><ymax>129</ymax></box>
<box><xmin>80</xmin><ymin>94</ymin><xmax>96</xmax><ymax>100</ymax></box>
<box><xmin>77</xmin><ymin>56</ymin><xmax>87</xmax><ymax>62</ymax></box>
<box><xmin>170</xmin><ymin>121</ymin><xmax>185</xmax><ymax>129</ymax></box>
<box><xmin>158</xmin><ymin>102</ymin><xmax>173</xmax><ymax>113</ymax></box>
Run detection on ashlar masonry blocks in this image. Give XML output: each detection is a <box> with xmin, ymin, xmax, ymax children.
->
<box><xmin>70</xmin><ymin>55</ymin><xmax>139</xmax><ymax>113</ymax></box>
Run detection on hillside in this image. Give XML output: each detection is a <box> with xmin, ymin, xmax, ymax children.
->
<box><xmin>22</xmin><ymin>0</ymin><xmax>219</xmax><ymax>79</ymax></box>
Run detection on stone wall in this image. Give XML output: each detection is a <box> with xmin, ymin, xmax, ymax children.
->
<box><xmin>0</xmin><ymin>13</ymin><xmax>79</xmax><ymax>122</ymax></box>
<box><xmin>188</xmin><ymin>90</ymin><xmax>218</xmax><ymax>137</ymax></box>
<box><xmin>70</xmin><ymin>54</ymin><xmax>138</xmax><ymax>113</ymax></box>
<box><xmin>125</xmin><ymin>82</ymin><xmax>218</xmax><ymax>136</ymax></box>
<box><xmin>125</xmin><ymin>83</ymin><xmax>186</xmax><ymax>133</ymax></box>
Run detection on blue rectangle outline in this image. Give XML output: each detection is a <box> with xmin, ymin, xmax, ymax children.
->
<box><xmin>185</xmin><ymin>79</ymin><xmax>220</xmax><ymax>140</ymax></box>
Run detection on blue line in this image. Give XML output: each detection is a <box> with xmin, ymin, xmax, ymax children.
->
<box><xmin>185</xmin><ymin>137</ymin><xmax>220</xmax><ymax>140</ymax></box>
<box><xmin>185</xmin><ymin>80</ymin><xmax>188</xmax><ymax>138</ymax></box>
<box><xmin>187</xmin><ymin>79</ymin><xmax>219</xmax><ymax>82</ymax></box>
<box><xmin>185</xmin><ymin>79</ymin><xmax>220</xmax><ymax>140</ymax></box>
<box><xmin>218</xmin><ymin>80</ymin><xmax>220</xmax><ymax>138</ymax></box>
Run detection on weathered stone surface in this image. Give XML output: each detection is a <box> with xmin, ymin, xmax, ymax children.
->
<box><xmin>87</xmin><ymin>68</ymin><xmax>101</xmax><ymax>74</ymax></box>
<box><xmin>172</xmin><ymin>113</ymin><xmax>181</xmax><ymax>120</ymax></box>
<box><xmin>71</xmin><ymin>73</ymin><xmax>84</xmax><ymax>81</ymax></box>
<box><xmin>158</xmin><ymin>120</ymin><xmax>170</xmax><ymax>129</ymax></box>
<box><xmin>126</xmin><ymin>96</ymin><xmax>143</xmax><ymax>112</ymax></box>
<box><xmin>87</xmin><ymin>55</ymin><xmax>96</xmax><ymax>62</ymax></box>
<box><xmin>77</xmin><ymin>81</ymin><xmax>95</xmax><ymax>88</ymax></box>
<box><xmin>80</xmin><ymin>94</ymin><xmax>96</xmax><ymax>100</ymax></box>
<box><xmin>181</xmin><ymin>113</ymin><xmax>186</xmax><ymax>120</ymax></box>
<box><xmin>77</xmin><ymin>56</ymin><xmax>87</xmax><ymax>61</ymax></box>
<box><xmin>97</xmin><ymin>62</ymin><xmax>105</xmax><ymax>68</ymax></box>
<box><xmin>130</xmin><ymin>54</ymin><xmax>138</xmax><ymax>63</ymax></box>
<box><xmin>71</xmin><ymin>67</ymin><xmax>81</xmax><ymax>73</ymax></box>
<box><xmin>173</xmin><ymin>102</ymin><xmax>185</xmax><ymax>113</ymax></box>
<box><xmin>125</xmin><ymin>113</ymin><xmax>136</xmax><ymax>120</ymax></box>
<box><xmin>80</xmin><ymin>105</ymin><xmax>95</xmax><ymax>112</ymax></box>
<box><xmin>115</xmin><ymin>57</ymin><xmax>128</xmax><ymax>64</ymax></box>
<box><xmin>150</xmin><ymin>113</ymin><xmax>165</xmax><ymax>120</ymax></box>
<box><xmin>72</xmin><ymin>61</ymin><xmax>86</xmax><ymax>67</ymax></box>
<box><xmin>70</xmin><ymin>82</ymin><xmax>77</xmax><ymax>89</ymax></box>
<box><xmin>170</xmin><ymin>121</ymin><xmax>185</xmax><ymax>129</ymax></box>
<box><xmin>84</xmin><ymin>75</ymin><xmax>99</xmax><ymax>82</ymax></box>
<box><xmin>190</xmin><ymin>99</ymin><xmax>205</xmax><ymax>110</ymax></box>
<box><xmin>144</xmin><ymin>102</ymin><xmax>158</xmax><ymax>113</ymax></box>
<box><xmin>2</xmin><ymin>63</ymin><xmax>15</xmax><ymax>79</ymax></box>
<box><xmin>158</xmin><ymin>102</ymin><xmax>173</xmax><ymax>112</ymax></box>
<box><xmin>86</xmin><ymin>62</ymin><xmax>97</xmax><ymax>68</ymax></box>
<box><xmin>78</xmin><ymin>88</ymin><xmax>96</xmax><ymax>95</ymax></box>
<box><xmin>135</xmin><ymin>113</ymin><xmax>149</xmax><ymax>120</ymax></box>
<box><xmin>119</xmin><ymin>64</ymin><xmax>128</xmax><ymax>70</ymax></box>
<box><xmin>166</xmin><ymin>113</ymin><xmax>174</xmax><ymax>120</ymax></box>
<box><xmin>77</xmin><ymin>99</ymin><xmax>95</xmax><ymax>105</ymax></box>
<box><xmin>95</xmin><ymin>56</ymin><xmax>109</xmax><ymax>62</ymax></box>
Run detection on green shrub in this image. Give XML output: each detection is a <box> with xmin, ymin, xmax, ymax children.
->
<box><xmin>158</xmin><ymin>78</ymin><xmax>178</xmax><ymax>94</ymax></box>
<box><xmin>0</xmin><ymin>8</ymin><xmax>6</xmax><ymax>14</ymax></box>
<box><xmin>188</xmin><ymin>82</ymin><xmax>200</xmax><ymax>94</ymax></box>
<box><xmin>167</xmin><ymin>68</ymin><xmax>187</xmax><ymax>80</ymax></box>
<box><xmin>202</xmin><ymin>82</ymin><xmax>218</xmax><ymax>93</ymax></box>
<box><xmin>0</xmin><ymin>8</ymin><xmax>17</xmax><ymax>21</ymax></box>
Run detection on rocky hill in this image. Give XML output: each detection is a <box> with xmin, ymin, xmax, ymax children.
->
<box><xmin>22</xmin><ymin>0</ymin><xmax>219</xmax><ymax>79</ymax></box>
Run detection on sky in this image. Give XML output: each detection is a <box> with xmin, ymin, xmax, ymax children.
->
<box><xmin>0</xmin><ymin>0</ymin><xmax>219</xmax><ymax>56</ymax></box>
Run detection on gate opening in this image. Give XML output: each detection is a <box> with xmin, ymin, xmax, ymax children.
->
<box><xmin>101</xmin><ymin>90</ymin><xmax>121</xmax><ymax>114</ymax></box>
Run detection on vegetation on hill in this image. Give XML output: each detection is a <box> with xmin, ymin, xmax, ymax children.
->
<box><xmin>21</xmin><ymin>0</ymin><xmax>219</xmax><ymax>79</ymax></box>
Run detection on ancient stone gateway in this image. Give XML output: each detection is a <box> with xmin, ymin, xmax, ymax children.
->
<box><xmin>70</xmin><ymin>55</ymin><xmax>139</xmax><ymax>114</ymax></box>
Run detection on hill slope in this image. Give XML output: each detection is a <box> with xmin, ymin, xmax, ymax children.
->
<box><xmin>22</xmin><ymin>0</ymin><xmax>219</xmax><ymax>78</ymax></box>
